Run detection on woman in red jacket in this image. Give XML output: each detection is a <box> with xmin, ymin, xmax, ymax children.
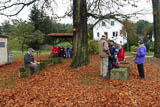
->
<box><xmin>51</xmin><ymin>45</ymin><xmax>58</xmax><ymax>57</ymax></box>
<box><xmin>117</xmin><ymin>45</ymin><xmax>125</xmax><ymax>62</ymax></box>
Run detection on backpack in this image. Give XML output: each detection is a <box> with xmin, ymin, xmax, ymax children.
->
<box><xmin>114</xmin><ymin>57</ymin><xmax>120</xmax><ymax>68</ymax></box>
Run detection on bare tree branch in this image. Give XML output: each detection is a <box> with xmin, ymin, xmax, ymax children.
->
<box><xmin>0</xmin><ymin>0</ymin><xmax>57</xmax><ymax>17</ymax></box>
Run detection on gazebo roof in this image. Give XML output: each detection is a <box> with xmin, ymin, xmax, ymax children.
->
<box><xmin>48</xmin><ymin>33</ymin><xmax>73</xmax><ymax>37</ymax></box>
<box><xmin>0</xmin><ymin>35</ymin><xmax>8</xmax><ymax>38</ymax></box>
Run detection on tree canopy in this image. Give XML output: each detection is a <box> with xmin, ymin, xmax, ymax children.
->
<box><xmin>9</xmin><ymin>19</ymin><xmax>44</xmax><ymax>52</ymax></box>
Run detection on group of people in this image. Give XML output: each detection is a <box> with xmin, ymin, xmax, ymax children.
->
<box><xmin>24</xmin><ymin>35</ymin><xmax>146</xmax><ymax>79</ymax></box>
<box><xmin>98</xmin><ymin>35</ymin><xmax>125</xmax><ymax>79</ymax></box>
<box><xmin>98</xmin><ymin>34</ymin><xmax>146</xmax><ymax>79</ymax></box>
<box><xmin>49</xmin><ymin>45</ymin><xmax>73</xmax><ymax>58</ymax></box>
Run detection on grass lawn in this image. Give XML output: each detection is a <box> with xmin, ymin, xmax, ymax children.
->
<box><xmin>125</xmin><ymin>51</ymin><xmax>154</xmax><ymax>56</ymax></box>
<box><xmin>11</xmin><ymin>50</ymin><xmax>154</xmax><ymax>58</ymax></box>
<box><xmin>10</xmin><ymin>50</ymin><xmax>51</xmax><ymax>57</ymax></box>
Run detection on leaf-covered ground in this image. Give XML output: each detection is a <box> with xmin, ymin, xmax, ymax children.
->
<box><xmin>0</xmin><ymin>55</ymin><xmax>160</xmax><ymax>106</ymax></box>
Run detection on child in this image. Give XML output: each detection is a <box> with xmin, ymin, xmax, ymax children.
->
<box><xmin>113</xmin><ymin>45</ymin><xmax>119</xmax><ymax>68</ymax></box>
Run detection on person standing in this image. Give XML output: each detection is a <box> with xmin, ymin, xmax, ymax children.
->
<box><xmin>24</xmin><ymin>48</ymin><xmax>40</xmax><ymax>75</ymax></box>
<box><xmin>65</xmin><ymin>46</ymin><xmax>71</xmax><ymax>58</ymax></box>
<box><xmin>108</xmin><ymin>40</ymin><xmax>116</xmax><ymax>73</ymax></box>
<box><xmin>117</xmin><ymin>45</ymin><xmax>125</xmax><ymax>62</ymax></box>
<box><xmin>98</xmin><ymin>35</ymin><xmax>110</xmax><ymax>79</ymax></box>
<box><xmin>134</xmin><ymin>40</ymin><xmax>146</xmax><ymax>79</ymax></box>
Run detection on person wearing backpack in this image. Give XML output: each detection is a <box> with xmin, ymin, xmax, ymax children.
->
<box><xmin>108</xmin><ymin>40</ymin><xmax>117</xmax><ymax>72</ymax></box>
<box><xmin>113</xmin><ymin>45</ymin><xmax>119</xmax><ymax>68</ymax></box>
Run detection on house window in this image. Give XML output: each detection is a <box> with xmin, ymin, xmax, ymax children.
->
<box><xmin>97</xmin><ymin>32</ymin><xmax>99</xmax><ymax>37</ymax></box>
<box><xmin>113</xmin><ymin>32</ymin><xmax>116</xmax><ymax>37</ymax></box>
<box><xmin>102</xmin><ymin>21</ymin><xmax>106</xmax><ymax>26</ymax></box>
<box><xmin>116</xmin><ymin>32</ymin><xmax>118</xmax><ymax>36</ymax></box>
<box><xmin>104</xmin><ymin>32</ymin><xmax>108</xmax><ymax>37</ymax></box>
<box><xmin>113</xmin><ymin>31</ymin><xmax>118</xmax><ymax>37</ymax></box>
<box><xmin>0</xmin><ymin>42</ymin><xmax>5</xmax><ymax>48</ymax></box>
<box><xmin>111</xmin><ymin>21</ymin><xmax>114</xmax><ymax>26</ymax></box>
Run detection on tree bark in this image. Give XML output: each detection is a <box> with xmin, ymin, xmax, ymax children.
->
<box><xmin>152</xmin><ymin>0</ymin><xmax>160</xmax><ymax>58</ymax></box>
<box><xmin>71</xmin><ymin>0</ymin><xmax>89</xmax><ymax>68</ymax></box>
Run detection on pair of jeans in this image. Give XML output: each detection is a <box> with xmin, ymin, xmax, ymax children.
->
<box><xmin>108</xmin><ymin>59</ymin><xmax>114</xmax><ymax>73</ymax></box>
<box><xmin>137</xmin><ymin>64</ymin><xmax>145</xmax><ymax>78</ymax></box>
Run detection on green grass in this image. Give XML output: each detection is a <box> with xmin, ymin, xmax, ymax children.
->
<box><xmin>57</xmin><ymin>42</ymin><xmax>72</xmax><ymax>47</ymax></box>
<box><xmin>125</xmin><ymin>52</ymin><xmax>154</xmax><ymax>56</ymax></box>
<box><xmin>10</xmin><ymin>50</ymin><xmax>51</xmax><ymax>57</ymax></box>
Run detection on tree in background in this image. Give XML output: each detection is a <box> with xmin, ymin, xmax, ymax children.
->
<box><xmin>143</xmin><ymin>23</ymin><xmax>154</xmax><ymax>52</ymax></box>
<box><xmin>136</xmin><ymin>20</ymin><xmax>150</xmax><ymax>36</ymax></box>
<box><xmin>135</xmin><ymin>20</ymin><xmax>154</xmax><ymax>51</ymax></box>
<box><xmin>123</xmin><ymin>19</ymin><xmax>137</xmax><ymax>51</ymax></box>
<box><xmin>29</xmin><ymin>5</ymin><xmax>44</xmax><ymax>31</ymax></box>
<box><xmin>0</xmin><ymin>21</ymin><xmax>10</xmax><ymax>35</ymax></box>
<box><xmin>9</xmin><ymin>19</ymin><xmax>44</xmax><ymax>52</ymax></box>
<box><xmin>27</xmin><ymin>30</ymin><xmax>44</xmax><ymax>49</ymax></box>
<box><xmin>29</xmin><ymin>5</ymin><xmax>73</xmax><ymax>45</ymax></box>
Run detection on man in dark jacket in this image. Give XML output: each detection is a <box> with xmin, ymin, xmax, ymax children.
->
<box><xmin>108</xmin><ymin>40</ymin><xmax>117</xmax><ymax>73</ymax></box>
<box><xmin>24</xmin><ymin>48</ymin><xmax>40</xmax><ymax>75</ymax></box>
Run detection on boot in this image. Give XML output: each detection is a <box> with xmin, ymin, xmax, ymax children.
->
<box><xmin>106</xmin><ymin>72</ymin><xmax>110</xmax><ymax>80</ymax></box>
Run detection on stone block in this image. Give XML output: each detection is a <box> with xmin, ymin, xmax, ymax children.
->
<box><xmin>19</xmin><ymin>57</ymin><xmax>62</xmax><ymax>78</ymax></box>
<box><xmin>120</xmin><ymin>61</ymin><xmax>130</xmax><ymax>64</ymax></box>
<box><xmin>110</xmin><ymin>68</ymin><xmax>128</xmax><ymax>81</ymax></box>
<box><xmin>19</xmin><ymin>67</ymin><xmax>33</xmax><ymax>78</ymax></box>
<box><xmin>119</xmin><ymin>62</ymin><xmax>130</xmax><ymax>75</ymax></box>
<box><xmin>40</xmin><ymin>57</ymin><xmax>61</xmax><ymax>70</ymax></box>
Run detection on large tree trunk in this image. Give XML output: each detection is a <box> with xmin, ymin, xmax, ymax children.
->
<box><xmin>152</xmin><ymin>0</ymin><xmax>160</xmax><ymax>58</ymax></box>
<box><xmin>71</xmin><ymin>0</ymin><xmax>89</xmax><ymax>68</ymax></box>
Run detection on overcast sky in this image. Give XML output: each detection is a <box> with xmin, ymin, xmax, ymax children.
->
<box><xmin>0</xmin><ymin>0</ymin><xmax>153</xmax><ymax>24</ymax></box>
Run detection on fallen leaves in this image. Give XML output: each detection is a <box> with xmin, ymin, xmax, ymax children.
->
<box><xmin>0</xmin><ymin>55</ymin><xmax>160</xmax><ymax>106</ymax></box>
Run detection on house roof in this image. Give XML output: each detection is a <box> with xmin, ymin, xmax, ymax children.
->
<box><xmin>48</xmin><ymin>33</ymin><xmax>73</xmax><ymax>37</ymax></box>
<box><xmin>0</xmin><ymin>35</ymin><xmax>8</xmax><ymax>38</ymax></box>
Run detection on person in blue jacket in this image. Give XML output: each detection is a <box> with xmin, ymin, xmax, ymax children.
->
<box><xmin>108</xmin><ymin>40</ymin><xmax>118</xmax><ymax>72</ymax></box>
<box><xmin>65</xmin><ymin>47</ymin><xmax>71</xmax><ymax>58</ymax></box>
<box><xmin>134</xmin><ymin>40</ymin><xmax>147</xmax><ymax>79</ymax></box>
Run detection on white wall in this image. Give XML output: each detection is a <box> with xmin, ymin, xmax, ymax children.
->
<box><xmin>93</xmin><ymin>19</ymin><xmax>127</xmax><ymax>45</ymax></box>
<box><xmin>0</xmin><ymin>37</ymin><xmax>8</xmax><ymax>65</ymax></box>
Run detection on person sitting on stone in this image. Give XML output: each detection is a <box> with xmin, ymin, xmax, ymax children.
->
<box><xmin>24</xmin><ymin>48</ymin><xmax>40</xmax><ymax>75</ymax></box>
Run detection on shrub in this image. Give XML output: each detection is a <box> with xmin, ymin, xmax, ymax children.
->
<box><xmin>130</xmin><ymin>45</ymin><xmax>138</xmax><ymax>52</ymax></box>
<box><xmin>88</xmin><ymin>40</ymin><xmax>98</xmax><ymax>54</ymax></box>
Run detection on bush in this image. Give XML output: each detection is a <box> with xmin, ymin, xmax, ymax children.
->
<box><xmin>88</xmin><ymin>40</ymin><xmax>98</xmax><ymax>54</ymax></box>
<box><xmin>130</xmin><ymin>45</ymin><xmax>138</xmax><ymax>52</ymax></box>
<box><xmin>144</xmin><ymin>42</ymin><xmax>154</xmax><ymax>52</ymax></box>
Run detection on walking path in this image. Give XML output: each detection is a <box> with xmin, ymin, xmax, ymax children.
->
<box><xmin>125</xmin><ymin>55</ymin><xmax>153</xmax><ymax>58</ymax></box>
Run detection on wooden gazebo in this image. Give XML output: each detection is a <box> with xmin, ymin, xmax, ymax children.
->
<box><xmin>48</xmin><ymin>33</ymin><xmax>73</xmax><ymax>45</ymax></box>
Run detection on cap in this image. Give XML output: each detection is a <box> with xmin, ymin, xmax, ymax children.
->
<box><xmin>138</xmin><ymin>40</ymin><xmax>144</xmax><ymax>44</ymax></box>
<box><xmin>109</xmin><ymin>40</ymin><xmax>114</xmax><ymax>43</ymax></box>
<box><xmin>28</xmin><ymin>48</ymin><xmax>34</xmax><ymax>52</ymax></box>
<box><xmin>101</xmin><ymin>35</ymin><xmax>107</xmax><ymax>39</ymax></box>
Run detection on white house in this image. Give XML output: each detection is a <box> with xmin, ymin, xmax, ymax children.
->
<box><xmin>0</xmin><ymin>35</ymin><xmax>8</xmax><ymax>65</ymax></box>
<box><xmin>93</xmin><ymin>19</ymin><xmax>127</xmax><ymax>45</ymax></box>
